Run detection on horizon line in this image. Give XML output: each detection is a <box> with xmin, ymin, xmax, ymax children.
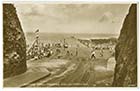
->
<box><xmin>25</xmin><ymin>32</ymin><xmax>119</xmax><ymax>35</ymax></box>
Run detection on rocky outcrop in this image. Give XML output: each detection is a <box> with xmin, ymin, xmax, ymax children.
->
<box><xmin>3</xmin><ymin>4</ymin><xmax>27</xmax><ymax>78</ymax></box>
<box><xmin>112</xmin><ymin>4</ymin><xmax>137</xmax><ymax>87</ymax></box>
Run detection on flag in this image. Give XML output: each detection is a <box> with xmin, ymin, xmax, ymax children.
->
<box><xmin>35</xmin><ymin>29</ymin><xmax>39</xmax><ymax>33</ymax></box>
<box><xmin>35</xmin><ymin>29</ymin><xmax>39</xmax><ymax>39</ymax></box>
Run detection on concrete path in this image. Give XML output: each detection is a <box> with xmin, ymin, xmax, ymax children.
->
<box><xmin>4</xmin><ymin>70</ymin><xmax>50</xmax><ymax>87</ymax></box>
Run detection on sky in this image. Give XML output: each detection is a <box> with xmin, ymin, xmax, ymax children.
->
<box><xmin>14</xmin><ymin>3</ymin><xmax>130</xmax><ymax>34</ymax></box>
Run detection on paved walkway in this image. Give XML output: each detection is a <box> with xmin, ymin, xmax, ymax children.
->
<box><xmin>4</xmin><ymin>67</ymin><xmax>50</xmax><ymax>87</ymax></box>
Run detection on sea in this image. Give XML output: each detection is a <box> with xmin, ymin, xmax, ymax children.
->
<box><xmin>25</xmin><ymin>32</ymin><xmax>119</xmax><ymax>45</ymax></box>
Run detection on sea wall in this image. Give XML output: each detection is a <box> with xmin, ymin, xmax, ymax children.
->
<box><xmin>112</xmin><ymin>4</ymin><xmax>137</xmax><ymax>87</ymax></box>
<box><xmin>3</xmin><ymin>4</ymin><xmax>27</xmax><ymax>78</ymax></box>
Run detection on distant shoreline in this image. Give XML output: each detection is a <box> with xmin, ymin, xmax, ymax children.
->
<box><xmin>25</xmin><ymin>32</ymin><xmax>119</xmax><ymax>39</ymax></box>
<box><xmin>25</xmin><ymin>32</ymin><xmax>119</xmax><ymax>36</ymax></box>
<box><xmin>25</xmin><ymin>32</ymin><xmax>119</xmax><ymax>44</ymax></box>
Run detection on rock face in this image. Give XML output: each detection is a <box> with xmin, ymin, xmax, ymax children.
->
<box><xmin>112</xmin><ymin>4</ymin><xmax>137</xmax><ymax>87</ymax></box>
<box><xmin>3</xmin><ymin>4</ymin><xmax>27</xmax><ymax>78</ymax></box>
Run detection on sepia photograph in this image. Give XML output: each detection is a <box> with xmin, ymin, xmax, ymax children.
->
<box><xmin>3</xmin><ymin>2</ymin><xmax>137</xmax><ymax>87</ymax></box>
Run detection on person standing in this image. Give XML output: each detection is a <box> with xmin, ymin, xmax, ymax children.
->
<box><xmin>75</xmin><ymin>44</ymin><xmax>79</xmax><ymax>56</ymax></box>
<box><xmin>91</xmin><ymin>50</ymin><xmax>96</xmax><ymax>59</ymax></box>
<box><xmin>100</xmin><ymin>48</ymin><xmax>104</xmax><ymax>57</ymax></box>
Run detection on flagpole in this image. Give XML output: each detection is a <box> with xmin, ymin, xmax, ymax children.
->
<box><xmin>35</xmin><ymin>29</ymin><xmax>39</xmax><ymax>59</ymax></box>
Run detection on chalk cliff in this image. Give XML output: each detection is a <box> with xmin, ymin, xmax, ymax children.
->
<box><xmin>113</xmin><ymin>4</ymin><xmax>137</xmax><ymax>87</ymax></box>
<box><xmin>3</xmin><ymin>4</ymin><xmax>27</xmax><ymax>78</ymax></box>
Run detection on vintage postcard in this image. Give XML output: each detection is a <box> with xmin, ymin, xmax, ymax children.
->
<box><xmin>3</xmin><ymin>2</ymin><xmax>137</xmax><ymax>87</ymax></box>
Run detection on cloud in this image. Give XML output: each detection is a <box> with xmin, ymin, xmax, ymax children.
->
<box><xmin>99</xmin><ymin>12</ymin><xmax>113</xmax><ymax>22</ymax></box>
<box><xmin>14</xmin><ymin>3</ymin><xmax>130</xmax><ymax>34</ymax></box>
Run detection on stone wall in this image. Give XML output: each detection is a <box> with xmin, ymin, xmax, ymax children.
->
<box><xmin>3</xmin><ymin>4</ymin><xmax>27</xmax><ymax>78</ymax></box>
<box><xmin>112</xmin><ymin>4</ymin><xmax>137</xmax><ymax>87</ymax></box>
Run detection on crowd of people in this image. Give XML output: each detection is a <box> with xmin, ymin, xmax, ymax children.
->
<box><xmin>27</xmin><ymin>43</ymin><xmax>51</xmax><ymax>60</ymax></box>
<box><xmin>26</xmin><ymin>30</ymin><xmax>115</xmax><ymax>61</ymax></box>
<box><xmin>26</xmin><ymin>41</ymin><xmax>115</xmax><ymax>61</ymax></box>
<box><xmin>26</xmin><ymin>39</ymin><xmax>71</xmax><ymax>60</ymax></box>
<box><xmin>78</xmin><ymin>39</ymin><xmax>115</xmax><ymax>60</ymax></box>
<box><xmin>26</xmin><ymin>35</ymin><xmax>115</xmax><ymax>61</ymax></box>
